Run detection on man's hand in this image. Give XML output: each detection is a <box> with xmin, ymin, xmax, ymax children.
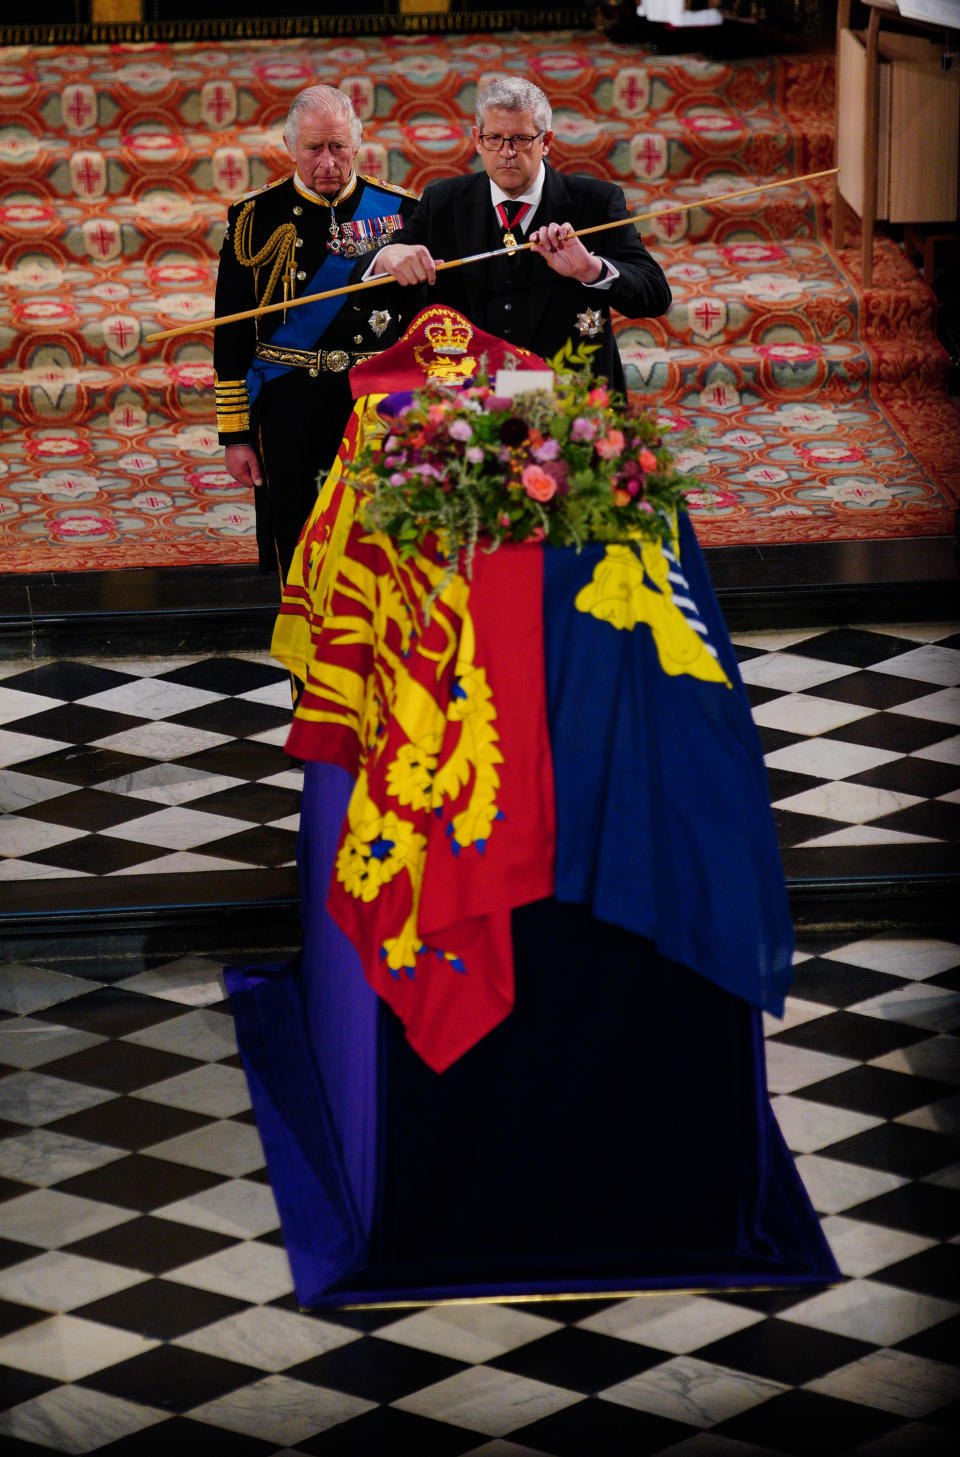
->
<box><xmin>370</xmin><ymin>243</ymin><xmax>440</xmax><ymax>286</ymax></box>
<box><xmin>224</xmin><ymin>443</ymin><xmax>263</xmax><ymax>488</ymax></box>
<box><xmin>528</xmin><ymin>222</ymin><xmax>603</xmax><ymax>283</ymax></box>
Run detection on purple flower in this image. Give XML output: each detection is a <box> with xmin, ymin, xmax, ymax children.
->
<box><xmin>389</xmin><ymin>472</ymin><xmax>406</xmax><ymax>487</ymax></box>
<box><xmin>531</xmin><ymin>437</ymin><xmax>560</xmax><ymax>462</ymax></box>
<box><xmin>448</xmin><ymin>418</ymin><xmax>473</xmax><ymax>442</ymax></box>
<box><xmin>571</xmin><ymin>416</ymin><xmax>598</xmax><ymax>442</ymax></box>
<box><xmin>465</xmin><ymin>446</ymin><xmax>484</xmax><ymax>465</ymax></box>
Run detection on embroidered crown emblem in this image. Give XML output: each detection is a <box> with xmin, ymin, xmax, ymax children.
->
<box><xmin>423</xmin><ymin>314</ymin><xmax>472</xmax><ymax>356</ymax></box>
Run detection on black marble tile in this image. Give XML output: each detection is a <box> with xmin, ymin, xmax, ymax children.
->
<box><xmin>873</xmin><ymin>1244</ymin><xmax>960</xmax><ymax>1301</ymax></box>
<box><xmin>298</xmin><ymin>1406</ymin><xmax>479</xmax><ymax>1457</ymax></box>
<box><xmin>787</xmin><ymin>959</ymin><xmax>904</xmax><ymax>1009</ymax></box>
<box><xmin>851</xmin><ymin>757</ymin><xmax>960</xmax><ymax>797</ymax></box>
<box><xmin>695</xmin><ymin>1316</ymin><xmax>875</xmax><ymax>1383</ymax></box>
<box><xmin>168</xmin><ymin>699</ymin><xmax>290</xmax><ymax>739</ymax></box>
<box><xmin>824</xmin><ymin>713</ymin><xmax>955</xmax><ymax>753</ymax></box>
<box><xmin>896</xmin><ymin>1312</ymin><xmax>960</xmax><ymax>1365</ymax></box>
<box><xmin>799</xmin><ymin>1066</ymin><xmax>954</xmax><ymax>1119</ymax></box>
<box><xmin>0</xmin><ymin>1238</ymin><xmax>40</xmax><ymax>1270</ymax></box>
<box><xmin>781</xmin><ymin>629</ymin><xmax>920</xmax><ymax>667</ymax></box>
<box><xmin>0</xmin><ymin>1297</ymin><xmax>46</xmax><ymax>1338</ymax></box>
<box><xmin>488</xmin><ymin>1327</ymin><xmax>664</xmax><ymax>1393</ymax></box>
<box><xmin>158</xmin><ymin>658</ymin><xmax>286</xmax><ymax>695</ymax></box>
<box><xmin>17</xmin><ymin>789</ymin><xmax>159</xmax><ymax>832</ymax></box>
<box><xmin>55</xmin><ymin>1153</ymin><xmax>223</xmax><ymax>1212</ymax></box>
<box><xmin>846</xmin><ymin>1183</ymin><xmax>960</xmax><ymax>1240</ymax></box>
<box><xmin>93</xmin><ymin>1417</ymin><xmax>275</xmax><ymax>1457</ymax></box>
<box><xmin>756</xmin><ymin>725</ymin><xmax>806</xmax><ymax>756</ymax></box>
<box><xmin>8</xmin><ymin>704</ymin><xmax>143</xmax><ymax>745</ymax></box>
<box><xmin>819</xmin><ymin>1123</ymin><xmax>958</xmax><ymax>1179</ymax></box>
<box><xmin>7</xmin><ymin>745</ymin><xmax>151</xmax><ymax>788</ymax></box>
<box><xmin>22</xmin><ymin>833</ymin><xmax>169</xmax><ymax>876</ymax></box>
<box><xmin>188</xmin><ymin>781</ymin><xmax>302</xmax><ymax>824</ymax></box>
<box><xmin>80</xmin><ymin>1343</ymin><xmax>260</xmax><ymax>1412</ymax></box>
<box><xmin>47</xmin><ymin>1096</ymin><xmax>212</xmax><ymax>1152</ymax></box>
<box><xmin>76</xmin><ymin>1277</ymin><xmax>245</xmax><ymax>1340</ymax></box>
<box><xmin>0</xmin><ymin>662</ymin><xmax>138</xmax><ymax>701</ymax></box>
<box><xmin>40</xmin><ymin>1040</ymin><xmax>199</xmax><ymax>1093</ymax></box>
<box><xmin>769</xmin><ymin>1010</ymin><xmax>929</xmax><ymax>1061</ymax></box>
<box><xmin>288</xmin><ymin>1335</ymin><xmax>467</xmax><ymax>1404</ymax></box>
<box><xmin>513</xmin><ymin>1298</ymin><xmax>622</xmax><ymax>1323</ymax></box>
<box><xmin>765</xmin><ymin>768</ymin><xmax>826</xmax><ymax>803</ymax></box>
<box><xmin>66</xmin><ymin>1214</ymin><xmax>236</xmax><ymax>1274</ymax></box>
<box><xmin>203</xmin><ymin>825</ymin><xmax>299</xmax><ymax>867</ymax></box>
<box><xmin>512</xmin><ymin>1393</ymin><xmax>693</xmax><ymax>1457</ymax></box>
<box><xmin>808</xmin><ymin>670</ymin><xmax>939</xmax><ymax>710</ymax></box>
<box><xmin>177</xmin><ymin>740</ymin><xmax>294</xmax><ymax>781</ymax></box>
<box><xmin>34</xmin><ymin>988</ymin><xmax>182</xmax><ymax>1038</ymax></box>
<box><xmin>716</xmin><ymin>1388</ymin><xmax>899</xmax><ymax>1453</ymax></box>
<box><xmin>771</xmin><ymin>807</ymin><xmax>842</xmax><ymax>847</ymax></box>
<box><xmin>872</xmin><ymin>799</ymin><xmax>960</xmax><ymax>840</ymax></box>
<box><xmin>0</xmin><ymin>1367</ymin><xmax>58</xmax><ymax>1411</ymax></box>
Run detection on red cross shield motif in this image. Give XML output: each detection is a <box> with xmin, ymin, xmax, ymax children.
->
<box><xmin>82</xmin><ymin>218</ymin><xmax>122</xmax><ymax>262</ymax></box>
<box><xmin>63</xmin><ymin>85</ymin><xmax>97</xmax><ymax>133</ymax></box>
<box><xmin>102</xmin><ymin>315</ymin><xmax>141</xmax><ymax>359</ymax></box>
<box><xmin>69</xmin><ymin>151</ymin><xmax>106</xmax><ymax>200</ymax></box>
<box><xmin>341</xmin><ymin>75</ymin><xmax>373</xmax><ymax>121</ymax></box>
<box><xmin>614</xmin><ymin>69</ymin><xmax>650</xmax><ymax>116</ymax></box>
<box><xmin>201</xmin><ymin>80</ymin><xmax>237</xmax><ymax>130</ymax></box>
<box><xmin>630</xmin><ymin>132</ymin><xmax>668</xmax><ymax>180</ymax></box>
<box><xmin>356</xmin><ymin>143</ymin><xmax>387</xmax><ymax>183</ymax></box>
<box><xmin>212</xmin><ymin>148</ymin><xmax>248</xmax><ymax>195</ymax></box>
<box><xmin>647</xmin><ymin>208</ymin><xmax>690</xmax><ymax>245</ymax></box>
<box><xmin>688</xmin><ymin>296</ymin><xmax>727</xmax><ymax>341</ymax></box>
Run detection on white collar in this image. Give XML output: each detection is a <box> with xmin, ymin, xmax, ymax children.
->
<box><xmin>293</xmin><ymin>169</ymin><xmax>358</xmax><ymax>208</ymax></box>
<box><xmin>488</xmin><ymin>161</ymin><xmax>546</xmax><ymax>223</ymax></box>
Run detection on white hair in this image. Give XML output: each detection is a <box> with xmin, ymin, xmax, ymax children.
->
<box><xmin>475</xmin><ymin>77</ymin><xmax>552</xmax><ymax>134</ymax></box>
<box><xmin>283</xmin><ymin>85</ymin><xmax>362</xmax><ymax>150</ymax></box>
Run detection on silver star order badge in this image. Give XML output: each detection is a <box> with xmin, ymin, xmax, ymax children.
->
<box><xmin>576</xmin><ymin>307</ymin><xmax>604</xmax><ymax>339</ymax></box>
<box><xmin>368</xmin><ymin>309</ymin><xmax>392</xmax><ymax>338</ymax></box>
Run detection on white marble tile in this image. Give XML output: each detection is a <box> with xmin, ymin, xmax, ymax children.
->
<box><xmin>100</xmin><ymin>805</ymin><xmax>250</xmax><ymax>850</ymax></box>
<box><xmin>871</xmin><ymin>1035</ymin><xmax>960</xmax><ymax>1084</ymax></box>
<box><xmin>134</xmin><ymin>1063</ymin><xmax>251</xmax><ymax>1118</ymax></box>
<box><xmin>166</xmin><ymin>1239</ymin><xmax>293</xmax><ymax>1303</ymax></box>
<box><xmin>249</xmin><ymin>724</ymin><xmax>291</xmax><ymax>748</ymax></box>
<box><xmin>0</xmin><ymin>1070</ymin><xmax>116</xmax><ymax>1126</ymax></box>
<box><xmin>763</xmin><ymin>1042</ymin><xmax>857</xmax><ymax>1095</ymax></box>
<box><xmin>0</xmin><ymin>1250</ymin><xmax>149</xmax><ymax>1311</ymax></box>
<box><xmin>912</xmin><ymin>734</ymin><xmax>960</xmax><ymax>765</ymax></box>
<box><xmin>95</xmin><ymin>763</ymin><xmax>244</xmax><ymax>805</ymax></box>
<box><xmin>0</xmin><ymin>1314</ymin><xmax>157</xmax><ymax>1380</ymax></box>
<box><xmin>805</xmin><ymin>1347</ymin><xmax>960</xmax><ymax>1418</ymax></box>
<box><xmin>897</xmin><ymin>1091</ymin><xmax>960</xmax><ymax>1135</ymax></box>
<box><xmin>737</xmin><ymin>653</ymin><xmax>856</xmax><ymax>692</ymax></box>
<box><xmin>114</xmin><ymin>956</ymin><xmax>229</xmax><ymax>1006</ymax></box>
<box><xmin>262</xmin><ymin>769</ymin><xmax>305</xmax><ymax>791</ymax></box>
<box><xmin>0</xmin><ymin>688</ymin><xmax>63</xmax><ymax>725</ymax></box>
<box><xmin>155</xmin><ymin>1177</ymin><xmax>280</xmax><ymax>1239</ymax></box>
<box><xmin>0</xmin><ymin>816</ymin><xmax>87</xmax><ymax>857</ymax></box>
<box><xmin>649</xmin><ymin>1437</ymin><xmax>772</xmax><ymax>1457</ymax></box>
<box><xmin>90</xmin><ymin>722</ymin><xmax>231</xmax><ymax>761</ymax></box>
<box><xmin>749</xmin><ymin>694</ymin><xmax>875</xmax><ymax>736</ymax></box>
<box><xmin>793</xmin><ymin>1154</ymin><xmax>908</xmax><ymax>1214</ymax></box>
<box><xmin>188</xmin><ymin>1374</ymin><xmax>373</xmax><ymax>1444</ymax></box>
<box><xmin>823</xmin><ymin>937</ymin><xmax>960</xmax><ymax>978</ymax></box>
<box><xmin>0</xmin><ymin>1189</ymin><xmax>134</xmax><ymax>1250</ymax></box>
<box><xmin>463</xmin><ymin>1442</ymin><xmax>558</xmax><ymax>1457</ymax></box>
<box><xmin>146</xmin><ymin>1119</ymin><xmax>264</xmax><ymax>1177</ymax></box>
<box><xmin>124</xmin><ymin>1007</ymin><xmax>237</xmax><ymax>1061</ymax></box>
<box><xmin>0</xmin><ymin>858</ymin><xmax>89</xmax><ymax>881</ymax></box>
<box><xmin>730</xmin><ymin>629</ymin><xmax>827</xmax><ymax>650</ymax></box>
<box><xmin>848</xmin><ymin>983</ymin><xmax>959</xmax><ymax>1033</ymax></box>
<box><xmin>0</xmin><ymin>729</ymin><xmax>70</xmax><ymax>767</ymax></box>
<box><xmin>859</xmin><ymin>624</ymin><xmax>958</xmax><ymax>643</ymax></box>
<box><xmin>239</xmin><ymin>679</ymin><xmax>295</xmax><ymax>708</ymax></box>
<box><xmin>872</xmin><ymin>645</ymin><xmax>960</xmax><ymax>687</ymax></box>
<box><xmin>0</xmin><ymin>769</ymin><xmax>76</xmax><ymax>812</ymax></box>
<box><xmin>763</xmin><ymin>738</ymin><xmax>900</xmax><ymax>781</ymax></box>
<box><xmin>79</xmin><ymin>678</ymin><xmax>221</xmax><ymax>719</ymax></box>
<box><xmin>763</xmin><ymin>997</ymin><xmax>830</xmax><ymax>1034</ymax></box>
<box><xmin>577</xmin><ymin>1294</ymin><xmax>763</xmax><ymax>1353</ymax></box>
<box><xmin>896</xmin><ymin>687</ymin><xmax>960</xmax><ymax>724</ymax></box>
<box><xmin>0</xmin><ymin>1128</ymin><xmax>125</xmax><ymax>1187</ymax></box>
<box><xmin>780</xmin><ymin>1278</ymin><xmax>960</xmax><ymax>1345</ymax></box>
<box><xmin>268</xmin><ymin>813</ymin><xmax>301</xmax><ymax>833</ymax></box>
<box><xmin>817</xmin><ymin>1215</ymin><xmax>935</xmax><ymax>1278</ymax></box>
<box><xmin>772</xmin><ymin>781</ymin><xmax>920</xmax><ymax>825</ymax></box>
<box><xmin>0</xmin><ymin>1016</ymin><xmax>104</xmax><ymax>1067</ymax></box>
<box><xmin>109</xmin><ymin>849</ymin><xmax>251</xmax><ymax>875</ymax></box>
<box><xmin>394</xmin><ymin>1366</ymin><xmax>584</xmax><ymax>1437</ymax></box>
<box><xmin>175</xmin><ymin>1306</ymin><xmax>360</xmax><ymax>1371</ymax></box>
<box><xmin>379</xmin><ymin>1305</ymin><xmax>561</xmax><ymax>1364</ymax></box>
<box><xmin>939</xmin><ymin>787</ymin><xmax>960</xmax><ymax>805</ymax></box>
<box><xmin>770</xmin><ymin>1095</ymin><xmax>881</xmax><ymax>1154</ymax></box>
<box><xmin>797</xmin><ymin>826</ymin><xmax>937</xmax><ymax>848</ymax></box>
<box><xmin>0</xmin><ymin>1386</ymin><xmax>168</xmax><ymax>1453</ymax></box>
<box><xmin>602</xmin><ymin>1355</ymin><xmax>786</xmax><ymax>1427</ymax></box>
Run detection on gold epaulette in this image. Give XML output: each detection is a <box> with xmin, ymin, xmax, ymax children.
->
<box><xmin>359</xmin><ymin>174</ymin><xmax>418</xmax><ymax>201</ymax></box>
<box><xmin>215</xmin><ymin>374</ymin><xmax>250</xmax><ymax>435</ymax></box>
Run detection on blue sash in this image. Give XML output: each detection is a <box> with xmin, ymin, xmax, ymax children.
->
<box><xmin>246</xmin><ymin>182</ymin><xmax>398</xmax><ymax>408</ymax></box>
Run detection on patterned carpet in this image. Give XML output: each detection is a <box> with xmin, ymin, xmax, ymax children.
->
<box><xmin>1</xmin><ymin>31</ymin><xmax>958</xmax><ymax>572</ymax></box>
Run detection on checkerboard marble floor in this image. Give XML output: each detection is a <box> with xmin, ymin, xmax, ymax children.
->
<box><xmin>1</xmin><ymin>621</ymin><xmax>959</xmax><ymax>1452</ymax></box>
<box><xmin>0</xmin><ymin>932</ymin><xmax>957</xmax><ymax>1456</ymax></box>
<box><xmin>1</xmin><ymin>623</ymin><xmax>958</xmax><ymax>892</ymax></box>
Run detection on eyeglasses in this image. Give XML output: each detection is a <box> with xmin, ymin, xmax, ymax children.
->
<box><xmin>477</xmin><ymin>131</ymin><xmax>543</xmax><ymax>153</ymax></box>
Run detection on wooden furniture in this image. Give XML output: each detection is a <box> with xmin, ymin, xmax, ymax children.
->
<box><xmin>833</xmin><ymin>0</ymin><xmax>960</xmax><ymax>285</ymax></box>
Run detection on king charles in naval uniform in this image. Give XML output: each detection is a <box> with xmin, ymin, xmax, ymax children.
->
<box><xmin>213</xmin><ymin>84</ymin><xmax>418</xmax><ymax>579</ymax></box>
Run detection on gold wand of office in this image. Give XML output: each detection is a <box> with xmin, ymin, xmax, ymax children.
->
<box><xmin>145</xmin><ymin>167</ymin><xmax>839</xmax><ymax>344</ymax></box>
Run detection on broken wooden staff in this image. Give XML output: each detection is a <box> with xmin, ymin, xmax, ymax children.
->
<box><xmin>145</xmin><ymin>167</ymin><xmax>839</xmax><ymax>343</ymax></box>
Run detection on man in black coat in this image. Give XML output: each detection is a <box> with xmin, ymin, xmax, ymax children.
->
<box><xmin>214</xmin><ymin>84</ymin><xmax>417</xmax><ymax>579</ymax></box>
<box><xmin>360</xmin><ymin>76</ymin><xmax>671</xmax><ymax>395</ymax></box>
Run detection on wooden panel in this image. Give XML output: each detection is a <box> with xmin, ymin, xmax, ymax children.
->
<box><xmin>888</xmin><ymin>57</ymin><xmax>960</xmax><ymax>220</ymax></box>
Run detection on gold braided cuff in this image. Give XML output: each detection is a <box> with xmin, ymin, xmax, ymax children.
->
<box><xmin>215</xmin><ymin>375</ymin><xmax>250</xmax><ymax>435</ymax></box>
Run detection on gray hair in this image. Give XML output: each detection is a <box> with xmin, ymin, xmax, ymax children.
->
<box><xmin>475</xmin><ymin>77</ymin><xmax>552</xmax><ymax>134</ymax></box>
<box><xmin>283</xmin><ymin>85</ymin><xmax>362</xmax><ymax>150</ymax></box>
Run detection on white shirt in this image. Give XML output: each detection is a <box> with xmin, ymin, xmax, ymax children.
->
<box><xmin>489</xmin><ymin>162</ymin><xmax>617</xmax><ymax>288</ymax></box>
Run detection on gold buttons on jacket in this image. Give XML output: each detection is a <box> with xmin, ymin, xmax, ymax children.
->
<box><xmin>293</xmin><ymin>206</ymin><xmax>303</xmax><ymax>216</ymax></box>
<box><xmin>297</xmin><ymin>270</ymin><xmax>306</xmax><ymax>281</ymax></box>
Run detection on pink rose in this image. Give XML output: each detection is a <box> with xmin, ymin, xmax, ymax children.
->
<box><xmin>521</xmin><ymin>463</ymin><xmax>557</xmax><ymax>502</ymax></box>
<box><xmin>449</xmin><ymin>417</ymin><xmax>473</xmax><ymax>442</ymax></box>
<box><xmin>595</xmin><ymin>429</ymin><xmax>625</xmax><ymax>460</ymax></box>
<box><xmin>639</xmin><ymin>447</ymin><xmax>658</xmax><ymax>473</ymax></box>
<box><xmin>587</xmin><ymin>387</ymin><xmax>610</xmax><ymax>407</ymax></box>
<box><xmin>571</xmin><ymin>416</ymin><xmax>598</xmax><ymax>442</ymax></box>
